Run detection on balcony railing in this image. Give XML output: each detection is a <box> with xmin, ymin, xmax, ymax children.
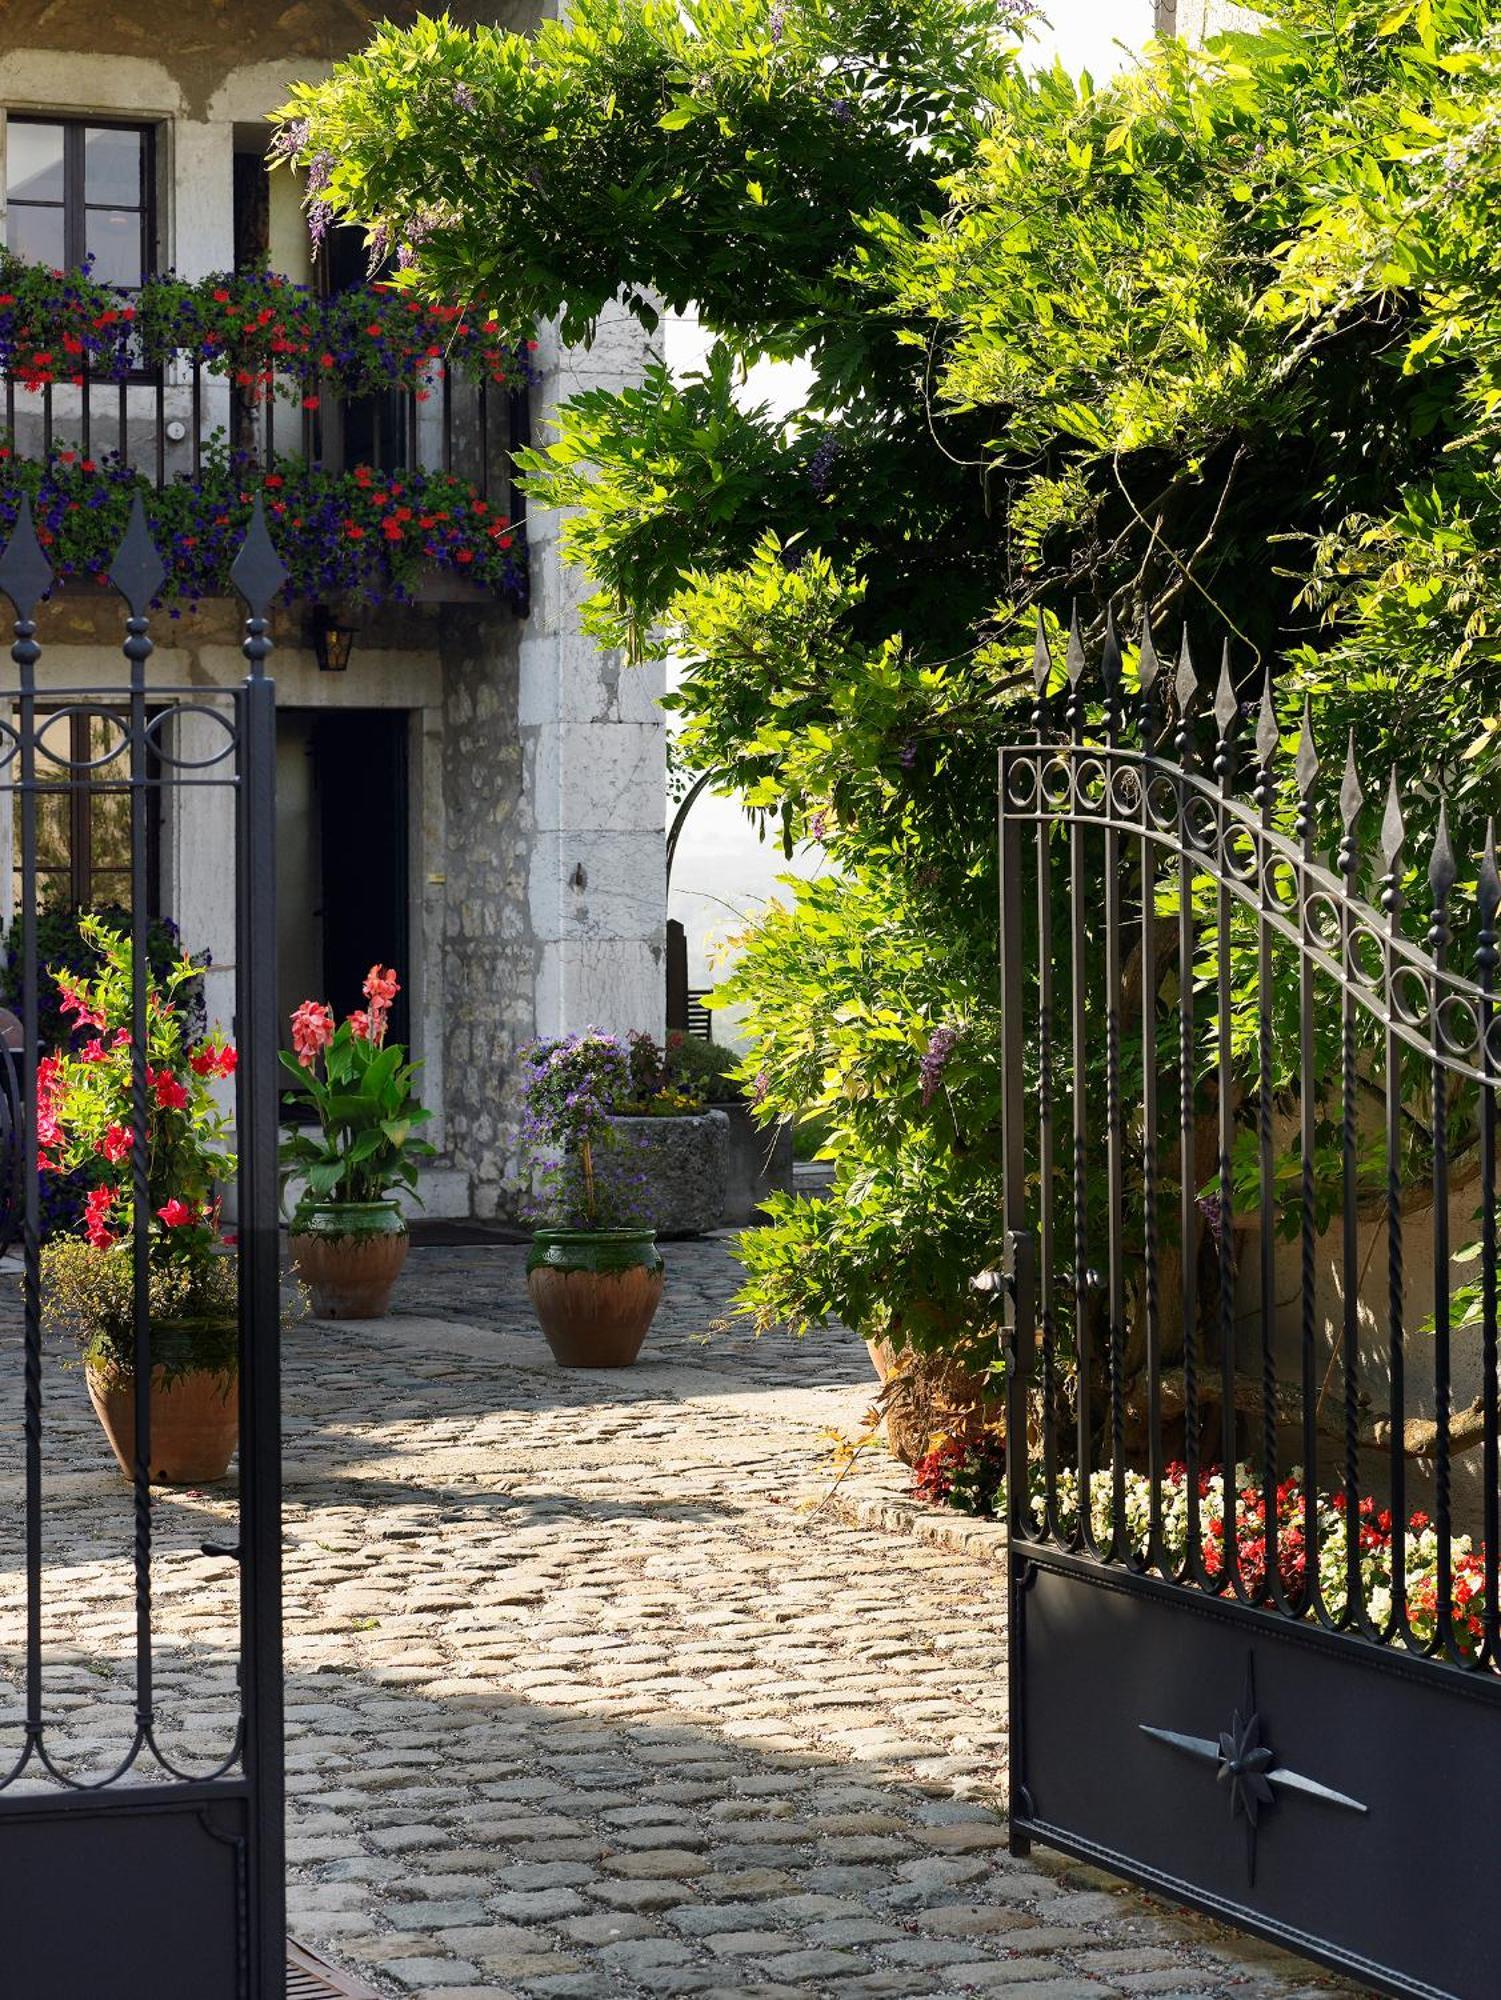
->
<box><xmin>0</xmin><ymin>265</ymin><xmax>532</xmax><ymax>610</ymax></box>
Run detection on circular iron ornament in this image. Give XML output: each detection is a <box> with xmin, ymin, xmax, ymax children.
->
<box><xmin>1147</xmin><ymin>774</ymin><xmax>1179</xmax><ymax>831</ymax></box>
<box><xmin>1109</xmin><ymin>764</ymin><xmax>1143</xmax><ymax>817</ymax></box>
<box><xmin>0</xmin><ymin>718</ymin><xmax>22</xmax><ymax>774</ymax></box>
<box><xmin>34</xmin><ymin>705</ymin><xmax>129</xmax><ymax>773</ymax></box>
<box><xmin>1183</xmin><ymin>793</ymin><xmax>1218</xmax><ymax>853</ymax></box>
<box><xmin>1303</xmin><ymin>891</ymin><xmax>1344</xmax><ymax>955</ymax></box>
<box><xmin>1436</xmin><ymin>992</ymin><xmax>1480</xmax><ymax>1061</ymax></box>
<box><xmin>1266</xmin><ymin>856</ymin><xmax>1299</xmax><ymax>912</ymax></box>
<box><xmin>144</xmin><ymin>704</ymin><xmax>238</xmax><ymax>770</ymax></box>
<box><xmin>1075</xmin><ymin>756</ymin><xmax>1108</xmax><ymax>810</ymax></box>
<box><xmin>1005</xmin><ymin>755</ymin><xmax>1040</xmax><ymax>810</ymax></box>
<box><xmin>1348</xmin><ymin>924</ymin><xmax>1386</xmax><ymax>992</ymax></box>
<box><xmin>1486</xmin><ymin>1014</ymin><xmax>1501</xmax><ymax>1072</ymax></box>
<box><xmin>1042</xmin><ymin>756</ymin><xmax>1073</xmax><ymax>809</ymax></box>
<box><xmin>1223</xmin><ymin>823</ymin><xmax>1260</xmax><ymax>883</ymax></box>
<box><xmin>1390</xmin><ymin>964</ymin><xmax>1431</xmax><ymax>1029</ymax></box>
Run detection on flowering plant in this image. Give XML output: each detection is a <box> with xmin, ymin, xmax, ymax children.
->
<box><xmin>277</xmin><ymin>966</ymin><xmax>434</xmax><ymax>1219</ymax></box>
<box><xmin>519</xmin><ymin>1031</ymin><xmax>651</xmax><ymax>1229</ymax></box>
<box><xmin>0</xmin><ymin>253</ymin><xmax>533</xmax><ymax>401</ymax></box>
<box><xmin>0</xmin><ymin>448</ymin><xmax>525</xmax><ymax>611</ymax></box>
<box><xmin>914</xmin><ymin>1444</ymin><xmax>1494</xmax><ymax>1659</ymax></box>
<box><xmin>36</xmin><ymin>915</ymin><xmax>239</xmax><ymax>1379</ymax></box>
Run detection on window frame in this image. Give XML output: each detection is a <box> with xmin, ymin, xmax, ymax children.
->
<box><xmin>23</xmin><ymin>706</ymin><xmax>163</xmax><ymax>920</ymax></box>
<box><xmin>5</xmin><ymin>113</ymin><xmax>159</xmax><ymax>291</ymax></box>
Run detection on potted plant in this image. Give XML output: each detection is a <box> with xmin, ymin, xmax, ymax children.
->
<box><xmin>521</xmin><ymin>1031</ymin><xmax>664</xmax><ymax>1367</ymax></box>
<box><xmin>38</xmin><ymin>915</ymin><xmax>241</xmax><ymax>1485</ymax></box>
<box><xmin>279</xmin><ymin>966</ymin><xmax>434</xmax><ymax>1318</ymax></box>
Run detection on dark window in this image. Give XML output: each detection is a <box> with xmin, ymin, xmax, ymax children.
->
<box><xmin>5</xmin><ymin>117</ymin><xmax>156</xmax><ymax>290</ymax></box>
<box><xmin>21</xmin><ymin>709</ymin><xmax>161</xmax><ymax>917</ymax></box>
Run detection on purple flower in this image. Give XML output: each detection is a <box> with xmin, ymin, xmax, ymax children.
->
<box><xmin>898</xmin><ymin>738</ymin><xmax>917</xmax><ymax>769</ymax></box>
<box><xmin>919</xmin><ymin>1026</ymin><xmax>960</xmax><ymax>1107</ymax></box>
<box><xmin>808</xmin><ymin>434</ymin><xmax>838</xmax><ymax>496</ymax></box>
<box><xmin>453</xmin><ymin>80</ymin><xmax>478</xmax><ymax>112</ymax></box>
<box><xmin>769</xmin><ymin>5</ymin><xmax>786</xmax><ymax>41</ymax></box>
<box><xmin>831</xmin><ymin>98</ymin><xmax>853</xmax><ymax>125</ymax></box>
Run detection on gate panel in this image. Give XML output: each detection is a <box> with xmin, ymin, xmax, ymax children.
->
<box><xmin>0</xmin><ymin>494</ymin><xmax>286</xmax><ymax>1998</ymax></box>
<box><xmin>999</xmin><ymin>613</ymin><xmax>1501</xmax><ymax>2000</ymax></box>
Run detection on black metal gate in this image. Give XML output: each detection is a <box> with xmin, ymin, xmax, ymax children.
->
<box><xmin>999</xmin><ymin>615</ymin><xmax>1501</xmax><ymax>1999</ymax></box>
<box><xmin>0</xmin><ymin>494</ymin><xmax>285</xmax><ymax>1997</ymax></box>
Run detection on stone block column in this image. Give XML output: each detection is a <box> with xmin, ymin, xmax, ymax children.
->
<box><xmin>519</xmin><ymin>302</ymin><xmax>667</xmax><ymax>1045</ymax></box>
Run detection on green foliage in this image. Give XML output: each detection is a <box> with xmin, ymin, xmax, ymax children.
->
<box><xmin>276</xmin><ymin>0</ymin><xmax>1501</xmax><ymax>1343</ymax></box>
<box><xmin>41</xmin><ymin>1237</ymin><xmax>238</xmax><ymax>1382</ymax></box>
<box><xmin>279</xmin><ymin>996</ymin><xmax>435</xmax><ymax>1217</ymax></box>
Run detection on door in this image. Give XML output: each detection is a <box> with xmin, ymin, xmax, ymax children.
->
<box><xmin>277</xmin><ymin>708</ymin><xmax>410</xmax><ymax>1047</ymax></box>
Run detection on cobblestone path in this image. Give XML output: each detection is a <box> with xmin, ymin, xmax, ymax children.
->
<box><xmin>0</xmin><ymin>1241</ymin><xmax>1364</xmax><ymax>2000</ymax></box>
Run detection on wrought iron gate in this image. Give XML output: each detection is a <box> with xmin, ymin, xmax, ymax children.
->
<box><xmin>999</xmin><ymin>615</ymin><xmax>1501</xmax><ymax>2000</ymax></box>
<box><xmin>0</xmin><ymin>494</ymin><xmax>285</xmax><ymax>1997</ymax></box>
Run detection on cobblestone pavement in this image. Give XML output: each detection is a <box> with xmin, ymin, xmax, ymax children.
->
<box><xmin>0</xmin><ymin>1240</ymin><xmax>1367</xmax><ymax>2000</ymax></box>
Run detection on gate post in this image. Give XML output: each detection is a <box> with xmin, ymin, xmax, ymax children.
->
<box><xmin>233</xmin><ymin>501</ymin><xmax>288</xmax><ymax>1999</ymax></box>
<box><xmin>996</xmin><ymin>758</ymin><xmax>1036</xmax><ymax>1855</ymax></box>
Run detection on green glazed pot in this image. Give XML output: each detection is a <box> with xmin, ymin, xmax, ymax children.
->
<box><xmin>526</xmin><ymin>1228</ymin><xmax>665</xmax><ymax>1368</ymax></box>
<box><xmin>292</xmin><ymin>1200</ymin><xmax>409</xmax><ymax>1319</ymax></box>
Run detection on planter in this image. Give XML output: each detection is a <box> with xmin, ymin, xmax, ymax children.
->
<box><xmin>86</xmin><ymin>1357</ymin><xmax>239</xmax><ymax>1486</ymax></box>
<box><xmin>292</xmin><ymin>1200</ymin><xmax>409</xmax><ymax>1318</ymax></box>
<box><xmin>606</xmin><ymin>1109</ymin><xmax>729</xmax><ymax>1238</ymax></box>
<box><xmin>719</xmin><ymin>1104</ymin><xmax>794</xmax><ymax>1227</ymax></box>
<box><xmin>865</xmin><ymin>1328</ymin><xmax>1005</xmax><ymax>1467</ymax></box>
<box><xmin>527</xmin><ymin>1228</ymin><xmax>665</xmax><ymax>1368</ymax></box>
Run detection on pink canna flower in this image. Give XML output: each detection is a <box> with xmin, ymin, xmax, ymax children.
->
<box><xmin>290</xmin><ymin>999</ymin><xmax>335</xmax><ymax>1068</ymax></box>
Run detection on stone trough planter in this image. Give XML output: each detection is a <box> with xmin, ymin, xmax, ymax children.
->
<box><xmin>720</xmin><ymin>1103</ymin><xmax>794</xmax><ymax>1226</ymax></box>
<box><xmin>608</xmin><ymin>1108</ymin><xmax>729</xmax><ymax>1238</ymax></box>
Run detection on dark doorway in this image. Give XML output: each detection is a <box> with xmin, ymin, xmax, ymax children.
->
<box><xmin>277</xmin><ymin>709</ymin><xmax>410</xmax><ymax>1050</ymax></box>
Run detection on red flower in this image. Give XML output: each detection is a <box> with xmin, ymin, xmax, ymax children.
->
<box><xmin>190</xmin><ymin>1042</ymin><xmax>238</xmax><ymax>1079</ymax></box>
<box><xmin>98</xmin><ymin>1123</ymin><xmax>134</xmax><ymax>1163</ymax></box>
<box><xmin>85</xmin><ymin>1186</ymin><xmax>119</xmax><ymax>1248</ymax></box>
<box><xmin>57</xmin><ymin>982</ymin><xmax>106</xmax><ymax>1031</ymax></box>
<box><xmin>156</xmin><ymin>1198</ymin><xmax>199</xmax><ymax>1229</ymax></box>
<box><xmin>151</xmin><ymin>1069</ymin><xmax>189</xmax><ymax>1112</ymax></box>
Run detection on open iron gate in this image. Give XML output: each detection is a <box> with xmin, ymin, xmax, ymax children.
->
<box><xmin>998</xmin><ymin>614</ymin><xmax>1501</xmax><ymax>2000</ymax></box>
<box><xmin>0</xmin><ymin>494</ymin><xmax>285</xmax><ymax>1998</ymax></box>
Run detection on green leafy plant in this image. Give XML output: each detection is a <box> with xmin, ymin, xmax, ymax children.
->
<box><xmin>35</xmin><ymin>913</ymin><xmax>238</xmax><ymax>1379</ymax></box>
<box><xmin>278</xmin><ymin>966</ymin><xmax>435</xmax><ymax>1220</ymax></box>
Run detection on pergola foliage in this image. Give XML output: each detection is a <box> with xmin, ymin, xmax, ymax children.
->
<box><xmin>277</xmin><ymin>0</ymin><xmax>1501</xmax><ymax>1344</ymax></box>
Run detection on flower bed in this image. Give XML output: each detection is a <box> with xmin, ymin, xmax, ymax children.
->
<box><xmin>912</xmin><ymin>1441</ymin><xmax>1492</xmax><ymax>1656</ymax></box>
<box><xmin>0</xmin><ymin>256</ymin><xmax>532</xmax><ymax>399</ymax></box>
<box><xmin>0</xmin><ymin>449</ymin><xmax>525</xmax><ymax>609</ymax></box>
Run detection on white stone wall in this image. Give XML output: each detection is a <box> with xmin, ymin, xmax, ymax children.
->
<box><xmin>521</xmin><ymin>302</ymin><xmax>667</xmax><ymax>1047</ymax></box>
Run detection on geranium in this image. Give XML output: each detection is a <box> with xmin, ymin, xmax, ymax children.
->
<box><xmin>0</xmin><ymin>450</ymin><xmax>527</xmax><ymax>612</ymax></box>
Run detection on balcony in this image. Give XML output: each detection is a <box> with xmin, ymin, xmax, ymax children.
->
<box><xmin>0</xmin><ymin>263</ymin><xmax>531</xmax><ymax>611</ymax></box>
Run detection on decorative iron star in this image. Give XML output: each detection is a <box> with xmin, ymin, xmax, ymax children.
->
<box><xmin>1140</xmin><ymin>1654</ymin><xmax>1366</xmax><ymax>1884</ymax></box>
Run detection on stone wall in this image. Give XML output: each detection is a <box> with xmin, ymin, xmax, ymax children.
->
<box><xmin>438</xmin><ymin>604</ymin><xmax>535</xmax><ymax>1219</ymax></box>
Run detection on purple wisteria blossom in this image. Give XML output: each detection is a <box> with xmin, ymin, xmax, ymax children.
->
<box><xmin>453</xmin><ymin>80</ymin><xmax>478</xmax><ymax>112</ymax></box>
<box><xmin>808</xmin><ymin>434</ymin><xmax>839</xmax><ymax>496</ymax></box>
<box><xmin>919</xmin><ymin>1026</ymin><xmax>961</xmax><ymax>1106</ymax></box>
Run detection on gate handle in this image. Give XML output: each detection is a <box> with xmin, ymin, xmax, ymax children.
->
<box><xmin>199</xmin><ymin>1541</ymin><xmax>242</xmax><ymax>1563</ymax></box>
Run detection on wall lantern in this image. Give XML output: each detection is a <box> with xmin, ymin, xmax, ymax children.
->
<box><xmin>309</xmin><ymin>604</ymin><xmax>359</xmax><ymax>674</ymax></box>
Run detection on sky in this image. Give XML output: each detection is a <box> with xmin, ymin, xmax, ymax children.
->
<box><xmin>665</xmin><ymin>1</ymin><xmax>1160</xmax><ymax>1035</ymax></box>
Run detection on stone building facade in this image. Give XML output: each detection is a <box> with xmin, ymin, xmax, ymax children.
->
<box><xmin>0</xmin><ymin>2</ymin><xmax>665</xmax><ymax>1219</ymax></box>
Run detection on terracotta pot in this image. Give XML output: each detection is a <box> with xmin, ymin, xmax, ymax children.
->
<box><xmin>864</xmin><ymin>1331</ymin><xmax>1005</xmax><ymax>1466</ymax></box>
<box><xmin>87</xmin><ymin>1361</ymin><xmax>239</xmax><ymax>1486</ymax></box>
<box><xmin>292</xmin><ymin>1200</ymin><xmax>409</xmax><ymax>1318</ymax></box>
<box><xmin>526</xmin><ymin>1228</ymin><xmax>665</xmax><ymax>1367</ymax></box>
